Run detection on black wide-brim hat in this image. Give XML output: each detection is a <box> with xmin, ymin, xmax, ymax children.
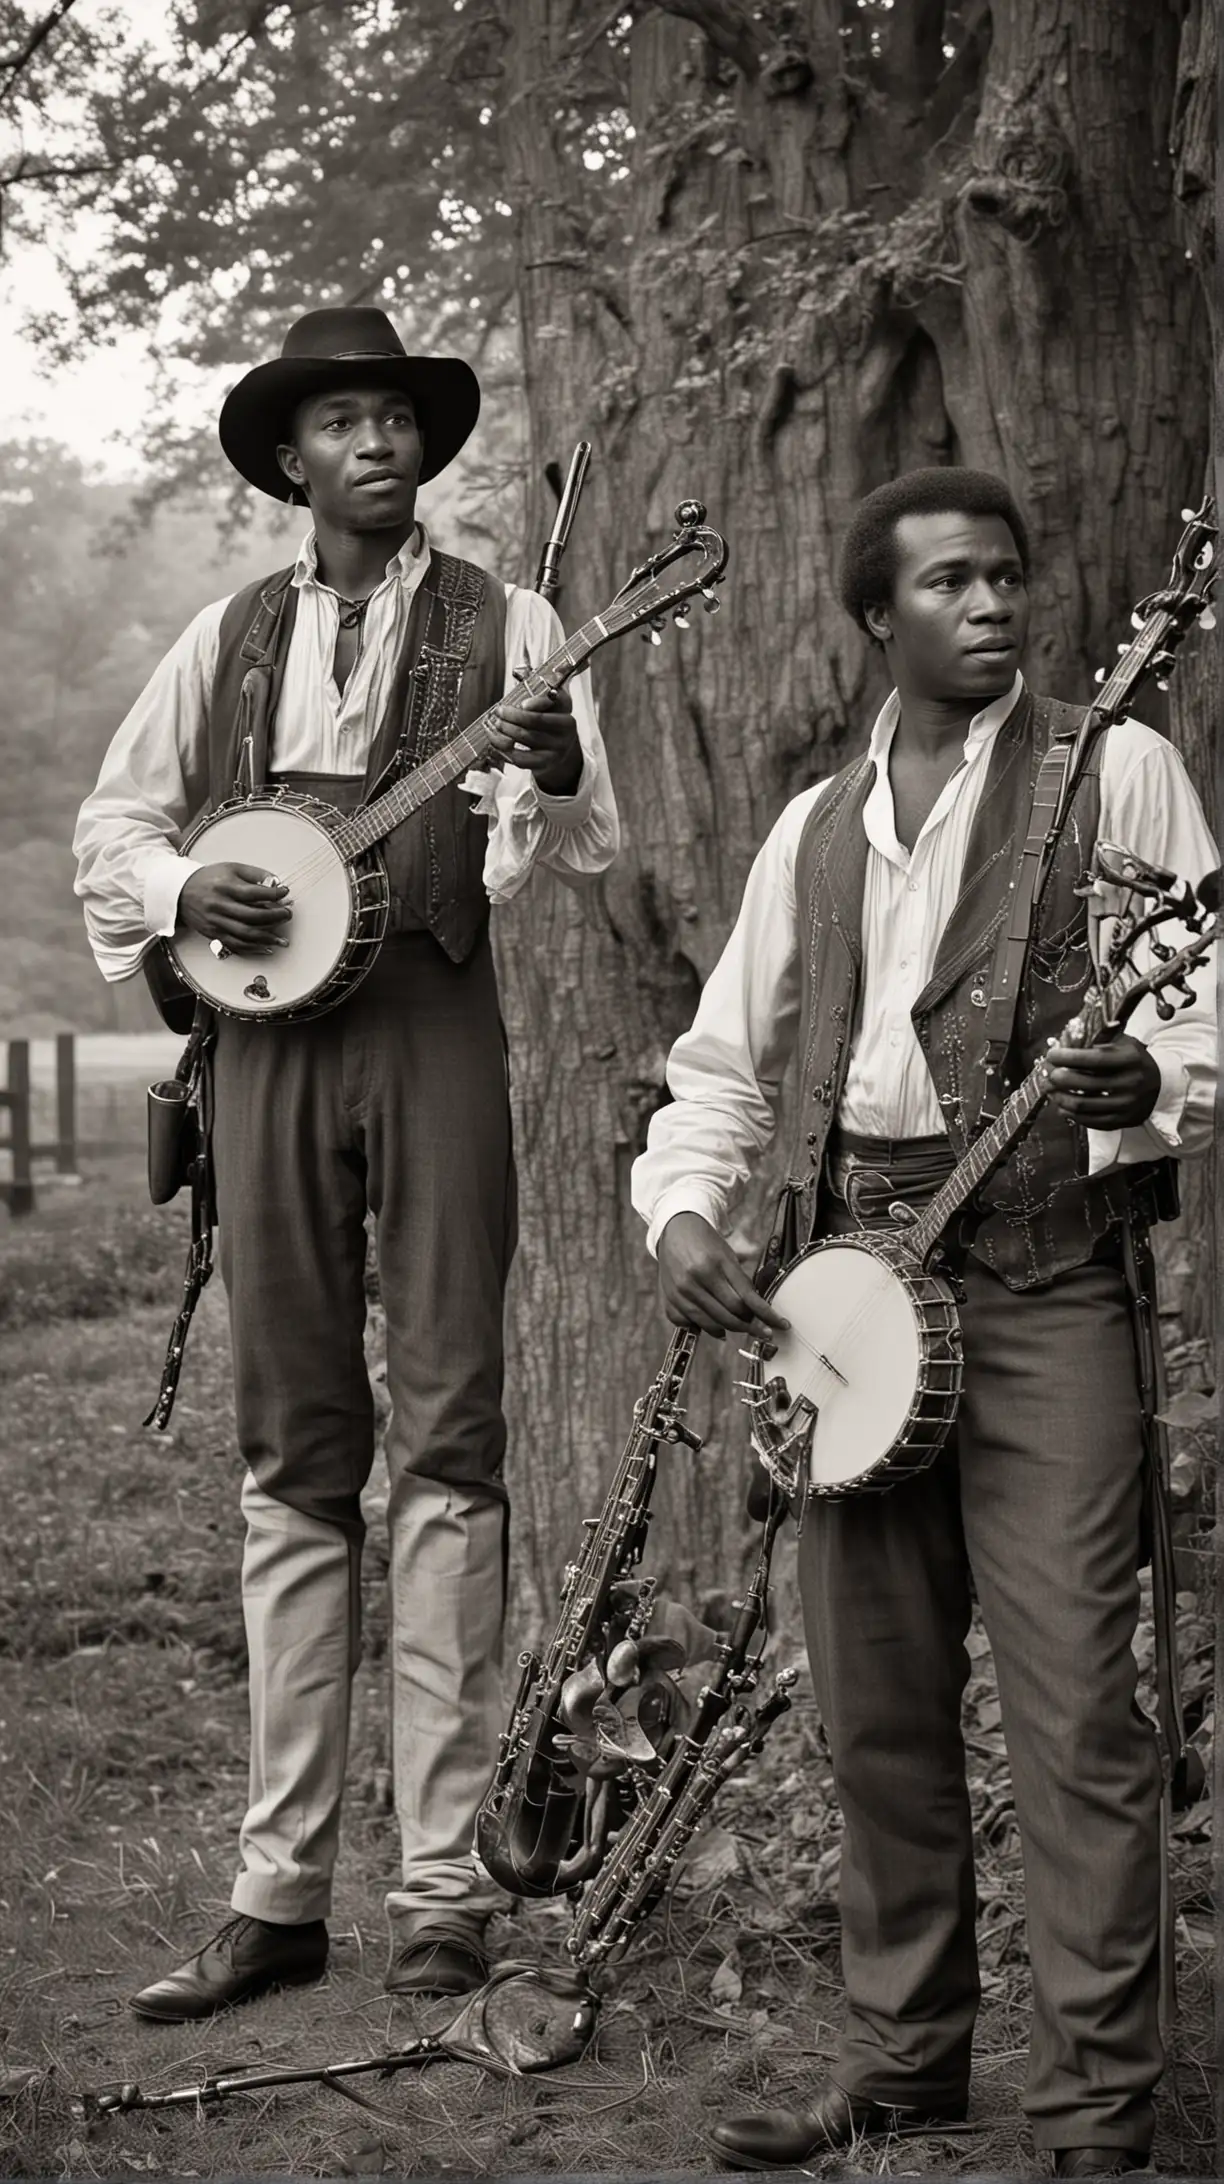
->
<box><xmin>218</xmin><ymin>306</ymin><xmax>481</xmax><ymax>501</ymax></box>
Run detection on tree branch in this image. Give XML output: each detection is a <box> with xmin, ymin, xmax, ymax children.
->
<box><xmin>0</xmin><ymin>154</ymin><xmax>119</xmax><ymax>186</ymax></box>
<box><xmin>643</xmin><ymin>0</ymin><xmax>758</xmax><ymax>82</ymax></box>
<box><xmin>0</xmin><ymin>0</ymin><xmax>79</xmax><ymax>110</ymax></box>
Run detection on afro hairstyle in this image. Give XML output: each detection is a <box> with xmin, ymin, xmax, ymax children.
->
<box><xmin>837</xmin><ymin>468</ymin><xmax>1031</xmax><ymax>635</ymax></box>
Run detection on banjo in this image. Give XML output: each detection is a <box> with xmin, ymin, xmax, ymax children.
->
<box><xmin>739</xmin><ymin>863</ymin><xmax>1219</xmax><ymax>1501</ymax></box>
<box><xmin>739</xmin><ymin>499</ymin><xmax>1218</xmax><ymax>1503</ymax></box>
<box><xmin>157</xmin><ymin>502</ymin><xmax>727</xmax><ymax>1023</ymax></box>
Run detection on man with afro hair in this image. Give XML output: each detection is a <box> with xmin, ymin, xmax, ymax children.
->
<box><xmin>632</xmin><ymin>467</ymin><xmax>1217</xmax><ymax>2178</ymax></box>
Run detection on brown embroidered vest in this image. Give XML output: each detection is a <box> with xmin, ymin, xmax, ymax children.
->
<box><xmin>206</xmin><ymin>549</ymin><xmax>507</xmax><ymax>963</ymax></box>
<box><xmin>790</xmin><ymin>687</ymin><xmax>1145</xmax><ymax>1290</ymax></box>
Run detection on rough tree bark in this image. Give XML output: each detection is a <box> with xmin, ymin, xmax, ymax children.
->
<box><xmin>491</xmin><ymin>0</ymin><xmax>1213</xmax><ymax>1641</ymax></box>
<box><xmin>1163</xmin><ymin>0</ymin><xmax>1220</xmax><ymax>2143</ymax></box>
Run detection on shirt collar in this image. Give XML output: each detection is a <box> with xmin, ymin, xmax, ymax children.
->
<box><xmin>291</xmin><ymin>519</ymin><xmax>431</xmax><ymax>592</ymax></box>
<box><xmin>867</xmin><ymin>670</ymin><xmax>1025</xmax><ymax>771</ymax></box>
<box><xmin>862</xmin><ymin>672</ymin><xmax>1025</xmax><ymax>869</ymax></box>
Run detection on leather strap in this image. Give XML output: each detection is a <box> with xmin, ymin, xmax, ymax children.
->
<box><xmin>976</xmin><ymin>697</ymin><xmax>1088</xmax><ymax>1126</ymax></box>
<box><xmin>232</xmin><ymin>570</ymin><xmax>296</xmax><ymax>796</ymax></box>
<box><xmin>392</xmin><ymin>550</ymin><xmax>486</xmax><ymax>774</ymax></box>
<box><xmin>143</xmin><ymin>1004</ymin><xmax>217</xmax><ymax>1433</ymax></box>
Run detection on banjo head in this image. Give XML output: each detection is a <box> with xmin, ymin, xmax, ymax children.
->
<box><xmin>751</xmin><ymin>1238</ymin><xmax>932</xmax><ymax>1492</ymax></box>
<box><xmin>170</xmin><ymin>801</ymin><xmax>362</xmax><ymax>1018</ymax></box>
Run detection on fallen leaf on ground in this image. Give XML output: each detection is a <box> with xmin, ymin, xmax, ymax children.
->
<box><xmin>0</xmin><ymin>2068</ymin><xmax>45</xmax><ymax>2099</ymax></box>
<box><xmin>710</xmin><ymin>1955</ymin><xmax>743</xmax><ymax>2007</ymax></box>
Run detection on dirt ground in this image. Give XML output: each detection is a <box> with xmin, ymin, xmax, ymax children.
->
<box><xmin>0</xmin><ymin>1158</ymin><xmax>1215</xmax><ymax>2179</ymax></box>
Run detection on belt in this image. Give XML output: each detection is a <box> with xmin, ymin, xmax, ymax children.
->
<box><xmin>825</xmin><ymin>1128</ymin><xmax>958</xmax><ymax>1224</ymax></box>
<box><xmin>266</xmin><ymin>768</ymin><xmax>365</xmax><ymax>809</ymax></box>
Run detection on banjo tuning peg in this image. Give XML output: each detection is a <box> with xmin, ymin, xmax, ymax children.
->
<box><xmin>1155</xmin><ymin>995</ymin><xmax>1176</xmax><ymax>1020</ymax></box>
<box><xmin>702</xmin><ymin>589</ymin><xmax>721</xmax><ymax>614</ymax></box>
<box><xmin>1093</xmin><ymin>667</ymin><xmax>1107</xmax><ymax>683</ymax></box>
<box><xmin>673</xmin><ymin>605</ymin><xmax>691</xmax><ymax>628</ymax></box>
<box><xmin>674</xmin><ymin>499</ymin><xmax>706</xmax><ymax>528</ymax></box>
<box><xmin>1198</xmin><ymin>605</ymin><xmax>1216</xmax><ymax>631</ymax></box>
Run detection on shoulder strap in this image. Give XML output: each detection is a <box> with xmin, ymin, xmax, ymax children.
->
<box><xmin>397</xmin><ymin>550</ymin><xmax>488</xmax><ymax>767</ymax></box>
<box><xmin>363</xmin><ymin>551</ymin><xmax>491</xmax><ymax>803</ymax></box>
<box><xmin>975</xmin><ymin>696</ymin><xmax>1090</xmax><ymax>1126</ymax></box>
<box><xmin>210</xmin><ymin>567</ymin><xmax>298</xmax><ymax>798</ymax></box>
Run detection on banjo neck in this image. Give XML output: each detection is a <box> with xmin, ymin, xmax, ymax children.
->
<box><xmin>904</xmin><ymin>974</ymin><xmax>1126</xmax><ymax>1265</ymax></box>
<box><xmin>327</xmin><ymin>611</ymin><xmax>618</xmax><ymax>866</ymax></box>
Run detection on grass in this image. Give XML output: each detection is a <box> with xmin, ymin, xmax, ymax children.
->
<box><xmin>0</xmin><ymin>1157</ymin><xmax>1216</xmax><ymax>2179</ymax></box>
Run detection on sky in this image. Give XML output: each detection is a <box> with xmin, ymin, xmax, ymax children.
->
<box><xmin>0</xmin><ymin>251</ymin><xmax>179</xmax><ymax>474</ymax></box>
<box><xmin>0</xmin><ymin>0</ymin><xmax>179</xmax><ymax>474</ymax></box>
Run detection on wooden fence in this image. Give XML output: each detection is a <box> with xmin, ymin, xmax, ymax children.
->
<box><xmin>0</xmin><ymin>1035</ymin><xmax>78</xmax><ymax>1216</ymax></box>
<box><xmin>0</xmin><ymin>1032</ymin><xmax>181</xmax><ymax>1215</ymax></box>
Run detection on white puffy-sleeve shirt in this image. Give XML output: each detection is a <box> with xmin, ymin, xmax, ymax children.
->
<box><xmin>73</xmin><ymin>523</ymin><xmax>620</xmax><ymax>981</ymax></box>
<box><xmin>632</xmin><ymin>678</ymin><xmax>1218</xmax><ymax>1255</ymax></box>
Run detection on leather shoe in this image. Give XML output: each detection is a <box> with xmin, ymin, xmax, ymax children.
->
<box><xmin>129</xmin><ymin>1914</ymin><xmax>328</xmax><ymax>2022</ymax></box>
<box><xmin>1052</xmin><ymin>2154</ymin><xmax>1149</xmax><ymax>2178</ymax></box>
<box><xmin>707</xmin><ymin>2079</ymin><xmax>968</xmax><ymax>2171</ymax></box>
<box><xmin>385</xmin><ymin>1923</ymin><xmax>490</xmax><ymax>1999</ymax></box>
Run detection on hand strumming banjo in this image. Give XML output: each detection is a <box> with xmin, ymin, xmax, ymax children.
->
<box><xmin>160</xmin><ymin>502</ymin><xmax>727</xmax><ymax>1023</ymax></box>
<box><xmin>738</xmin><ymin>499</ymin><xmax>1218</xmax><ymax>1504</ymax></box>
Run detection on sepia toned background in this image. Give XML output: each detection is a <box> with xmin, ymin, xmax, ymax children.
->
<box><xmin>0</xmin><ymin>2</ymin><xmax>1217</xmax><ymax>2176</ymax></box>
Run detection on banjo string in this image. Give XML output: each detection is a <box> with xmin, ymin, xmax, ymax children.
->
<box><xmin>226</xmin><ymin>666</ymin><xmax>569</xmax><ymax>900</ymax></box>
<box><xmin>769</xmin><ymin>1252</ymin><xmax>898</xmax><ymax>1400</ymax></box>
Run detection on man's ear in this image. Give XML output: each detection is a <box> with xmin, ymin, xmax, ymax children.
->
<box><xmin>277</xmin><ymin>442</ymin><xmax>307</xmax><ymax>495</ymax></box>
<box><xmin>863</xmin><ymin>602</ymin><xmax>891</xmax><ymax>645</ymax></box>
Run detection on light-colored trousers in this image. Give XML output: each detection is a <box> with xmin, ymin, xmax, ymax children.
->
<box><xmin>210</xmin><ymin>932</ymin><xmax>517</xmax><ymax>1935</ymax></box>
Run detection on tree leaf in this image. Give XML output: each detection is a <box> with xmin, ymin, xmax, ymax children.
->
<box><xmin>710</xmin><ymin>1954</ymin><xmax>743</xmax><ymax>2008</ymax></box>
<box><xmin>0</xmin><ymin>2067</ymin><xmax>44</xmax><ymax>2099</ymax></box>
<box><xmin>1155</xmin><ymin>1390</ymin><xmax>1217</xmax><ymax>1429</ymax></box>
<box><xmin>679</xmin><ymin>1824</ymin><xmax>743</xmax><ymax>1891</ymax></box>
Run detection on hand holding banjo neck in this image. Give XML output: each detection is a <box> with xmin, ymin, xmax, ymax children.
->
<box><xmin>323</xmin><ymin>501</ymin><xmax>726</xmax><ymax>873</ymax></box>
<box><xmin>929</xmin><ymin>488</ymin><xmax>1218</xmax><ymax>1254</ymax></box>
<box><xmin>978</xmin><ymin>497</ymin><xmax>1217</xmax><ymax>1122</ymax></box>
<box><xmin>902</xmin><ymin>864</ymin><xmax>1220</xmax><ymax>1269</ymax></box>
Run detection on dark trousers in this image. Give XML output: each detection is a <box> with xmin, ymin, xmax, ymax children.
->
<box><xmin>210</xmin><ymin>930</ymin><xmax>518</xmax><ymax>1926</ymax></box>
<box><xmin>798</xmin><ymin>1176</ymin><xmax>1162</xmax><ymax>2153</ymax></box>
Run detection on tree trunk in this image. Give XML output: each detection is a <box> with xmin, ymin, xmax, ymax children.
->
<box><xmin>1164</xmin><ymin>0</ymin><xmax>1221</xmax><ymax>2146</ymax></box>
<box><xmin>492</xmin><ymin>0</ymin><xmax>1213</xmax><ymax>1645</ymax></box>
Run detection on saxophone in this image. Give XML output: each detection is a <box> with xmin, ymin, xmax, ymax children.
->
<box><xmin>475</xmin><ymin>1328</ymin><xmax>705</xmax><ymax>1896</ymax></box>
<box><xmin>477</xmin><ymin>1325</ymin><xmax>796</xmax><ymax>1966</ymax></box>
<box><xmin>567</xmin><ymin>1495</ymin><xmax>796</xmax><ymax>1966</ymax></box>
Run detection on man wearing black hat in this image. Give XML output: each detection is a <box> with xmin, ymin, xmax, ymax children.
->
<box><xmin>74</xmin><ymin>308</ymin><xmax>619</xmax><ymax>2017</ymax></box>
